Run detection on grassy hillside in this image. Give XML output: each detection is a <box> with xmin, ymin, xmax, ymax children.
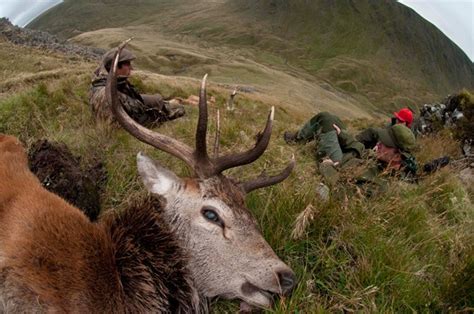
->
<box><xmin>0</xmin><ymin>38</ymin><xmax>472</xmax><ymax>312</ymax></box>
<box><xmin>29</xmin><ymin>0</ymin><xmax>473</xmax><ymax>116</ymax></box>
<box><xmin>72</xmin><ymin>26</ymin><xmax>371</xmax><ymax>120</ymax></box>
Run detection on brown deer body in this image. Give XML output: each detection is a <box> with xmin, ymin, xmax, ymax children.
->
<box><xmin>0</xmin><ymin>42</ymin><xmax>296</xmax><ymax>312</ymax></box>
<box><xmin>0</xmin><ymin>134</ymin><xmax>198</xmax><ymax>312</ymax></box>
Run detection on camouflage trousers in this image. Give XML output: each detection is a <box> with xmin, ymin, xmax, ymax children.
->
<box><xmin>296</xmin><ymin>112</ymin><xmax>348</xmax><ymax>162</ymax></box>
<box><xmin>140</xmin><ymin>94</ymin><xmax>186</xmax><ymax>123</ymax></box>
<box><xmin>89</xmin><ymin>86</ymin><xmax>185</xmax><ymax>126</ymax></box>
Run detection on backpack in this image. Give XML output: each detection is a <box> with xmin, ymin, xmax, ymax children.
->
<box><xmin>401</xmin><ymin>152</ymin><xmax>418</xmax><ymax>181</ymax></box>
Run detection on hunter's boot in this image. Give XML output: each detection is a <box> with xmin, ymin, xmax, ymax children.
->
<box><xmin>163</xmin><ymin>101</ymin><xmax>186</xmax><ymax>121</ymax></box>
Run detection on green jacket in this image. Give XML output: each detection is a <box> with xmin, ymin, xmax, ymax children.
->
<box><xmin>356</xmin><ymin>120</ymin><xmax>419</xmax><ymax>150</ymax></box>
<box><xmin>355</xmin><ymin>127</ymin><xmax>380</xmax><ymax>149</ymax></box>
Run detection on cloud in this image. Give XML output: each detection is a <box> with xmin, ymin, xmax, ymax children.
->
<box><xmin>398</xmin><ymin>0</ymin><xmax>473</xmax><ymax>61</ymax></box>
<box><xmin>0</xmin><ymin>0</ymin><xmax>63</xmax><ymax>27</ymax></box>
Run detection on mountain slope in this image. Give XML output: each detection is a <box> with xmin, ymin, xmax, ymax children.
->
<box><xmin>231</xmin><ymin>0</ymin><xmax>473</xmax><ymax>88</ymax></box>
<box><xmin>29</xmin><ymin>0</ymin><xmax>473</xmax><ymax>116</ymax></box>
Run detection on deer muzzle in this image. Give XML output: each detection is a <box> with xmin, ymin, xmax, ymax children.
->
<box><xmin>240</xmin><ymin>266</ymin><xmax>297</xmax><ymax>308</ymax></box>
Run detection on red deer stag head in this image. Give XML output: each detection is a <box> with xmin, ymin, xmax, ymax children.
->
<box><xmin>106</xmin><ymin>40</ymin><xmax>296</xmax><ymax>308</ymax></box>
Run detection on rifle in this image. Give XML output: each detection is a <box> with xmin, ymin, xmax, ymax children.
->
<box><xmin>423</xmin><ymin>156</ymin><xmax>450</xmax><ymax>173</ymax></box>
<box><xmin>420</xmin><ymin>154</ymin><xmax>473</xmax><ymax>175</ymax></box>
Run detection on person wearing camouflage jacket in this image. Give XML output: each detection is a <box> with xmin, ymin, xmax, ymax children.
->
<box><xmin>89</xmin><ymin>47</ymin><xmax>185</xmax><ymax>126</ymax></box>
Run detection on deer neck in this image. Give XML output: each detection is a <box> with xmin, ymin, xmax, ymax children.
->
<box><xmin>103</xmin><ymin>196</ymin><xmax>201</xmax><ymax>312</ymax></box>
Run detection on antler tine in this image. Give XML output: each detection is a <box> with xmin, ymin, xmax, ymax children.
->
<box><xmin>213</xmin><ymin>109</ymin><xmax>221</xmax><ymax>158</ymax></box>
<box><xmin>213</xmin><ymin>107</ymin><xmax>275</xmax><ymax>174</ymax></box>
<box><xmin>106</xmin><ymin>40</ymin><xmax>196</xmax><ymax>169</ymax></box>
<box><xmin>240</xmin><ymin>155</ymin><xmax>295</xmax><ymax>194</ymax></box>
<box><xmin>118</xmin><ymin>37</ymin><xmax>133</xmax><ymax>49</ymax></box>
<box><xmin>195</xmin><ymin>74</ymin><xmax>210</xmax><ymax>163</ymax></box>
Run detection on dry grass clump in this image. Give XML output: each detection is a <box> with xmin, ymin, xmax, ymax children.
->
<box><xmin>414</xmin><ymin>130</ymin><xmax>463</xmax><ymax>165</ymax></box>
<box><xmin>291</xmin><ymin>204</ymin><xmax>317</xmax><ymax>240</ymax></box>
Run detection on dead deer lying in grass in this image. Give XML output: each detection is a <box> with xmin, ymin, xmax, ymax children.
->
<box><xmin>0</xmin><ymin>43</ymin><xmax>296</xmax><ymax>312</ymax></box>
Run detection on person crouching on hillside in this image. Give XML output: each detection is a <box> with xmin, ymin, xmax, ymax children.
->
<box><xmin>283</xmin><ymin>112</ymin><xmax>417</xmax><ymax>195</ymax></box>
<box><xmin>89</xmin><ymin>47</ymin><xmax>185</xmax><ymax>126</ymax></box>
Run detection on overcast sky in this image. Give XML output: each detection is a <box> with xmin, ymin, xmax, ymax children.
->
<box><xmin>0</xmin><ymin>0</ymin><xmax>472</xmax><ymax>61</ymax></box>
<box><xmin>0</xmin><ymin>0</ymin><xmax>62</xmax><ymax>27</ymax></box>
<box><xmin>398</xmin><ymin>0</ymin><xmax>473</xmax><ymax>61</ymax></box>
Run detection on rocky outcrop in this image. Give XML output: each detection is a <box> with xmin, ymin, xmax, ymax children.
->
<box><xmin>0</xmin><ymin>17</ymin><xmax>104</xmax><ymax>60</ymax></box>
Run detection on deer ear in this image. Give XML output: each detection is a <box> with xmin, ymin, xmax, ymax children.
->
<box><xmin>137</xmin><ymin>152</ymin><xmax>183</xmax><ymax>196</ymax></box>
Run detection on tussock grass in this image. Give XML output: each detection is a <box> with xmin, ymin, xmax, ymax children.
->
<box><xmin>0</xmin><ymin>40</ymin><xmax>93</xmax><ymax>97</ymax></box>
<box><xmin>0</xmin><ymin>46</ymin><xmax>472</xmax><ymax>313</ymax></box>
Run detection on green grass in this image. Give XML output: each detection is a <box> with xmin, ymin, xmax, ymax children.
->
<box><xmin>1</xmin><ymin>60</ymin><xmax>472</xmax><ymax>312</ymax></box>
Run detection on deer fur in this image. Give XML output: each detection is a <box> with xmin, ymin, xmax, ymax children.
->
<box><xmin>0</xmin><ymin>134</ymin><xmax>199</xmax><ymax>312</ymax></box>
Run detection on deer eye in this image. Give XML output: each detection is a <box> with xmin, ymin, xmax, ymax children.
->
<box><xmin>201</xmin><ymin>208</ymin><xmax>224</xmax><ymax>228</ymax></box>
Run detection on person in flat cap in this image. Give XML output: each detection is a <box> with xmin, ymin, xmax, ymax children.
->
<box><xmin>283</xmin><ymin>111</ymin><xmax>417</xmax><ymax>195</ymax></box>
<box><xmin>89</xmin><ymin>47</ymin><xmax>185</xmax><ymax>126</ymax></box>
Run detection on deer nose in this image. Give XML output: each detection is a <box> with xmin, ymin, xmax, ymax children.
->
<box><xmin>277</xmin><ymin>270</ymin><xmax>297</xmax><ymax>295</ymax></box>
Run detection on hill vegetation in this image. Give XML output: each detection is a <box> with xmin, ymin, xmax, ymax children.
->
<box><xmin>29</xmin><ymin>0</ymin><xmax>473</xmax><ymax>117</ymax></box>
<box><xmin>0</xmin><ymin>34</ymin><xmax>473</xmax><ymax>312</ymax></box>
<box><xmin>2</xmin><ymin>1</ymin><xmax>473</xmax><ymax>311</ymax></box>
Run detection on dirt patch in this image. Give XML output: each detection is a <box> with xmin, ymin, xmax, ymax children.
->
<box><xmin>28</xmin><ymin>139</ymin><xmax>107</xmax><ymax>221</ymax></box>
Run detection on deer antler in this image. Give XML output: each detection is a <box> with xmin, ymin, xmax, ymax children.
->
<box><xmin>240</xmin><ymin>155</ymin><xmax>295</xmax><ymax>193</ymax></box>
<box><xmin>213</xmin><ymin>109</ymin><xmax>220</xmax><ymax>158</ymax></box>
<box><xmin>107</xmin><ymin>40</ymin><xmax>295</xmax><ymax>184</ymax></box>
<box><xmin>227</xmin><ymin>88</ymin><xmax>237</xmax><ymax>110</ymax></box>
<box><xmin>213</xmin><ymin>107</ymin><xmax>274</xmax><ymax>174</ymax></box>
<box><xmin>106</xmin><ymin>40</ymin><xmax>196</xmax><ymax>169</ymax></box>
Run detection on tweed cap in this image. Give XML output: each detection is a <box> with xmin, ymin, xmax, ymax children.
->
<box><xmin>102</xmin><ymin>47</ymin><xmax>136</xmax><ymax>69</ymax></box>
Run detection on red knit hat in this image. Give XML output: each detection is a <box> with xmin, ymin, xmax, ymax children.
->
<box><xmin>393</xmin><ymin>108</ymin><xmax>413</xmax><ymax>127</ymax></box>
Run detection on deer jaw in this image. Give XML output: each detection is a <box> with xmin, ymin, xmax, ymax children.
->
<box><xmin>137</xmin><ymin>153</ymin><xmax>295</xmax><ymax>308</ymax></box>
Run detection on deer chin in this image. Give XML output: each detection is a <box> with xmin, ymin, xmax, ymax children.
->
<box><xmin>239</xmin><ymin>281</ymin><xmax>275</xmax><ymax>309</ymax></box>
